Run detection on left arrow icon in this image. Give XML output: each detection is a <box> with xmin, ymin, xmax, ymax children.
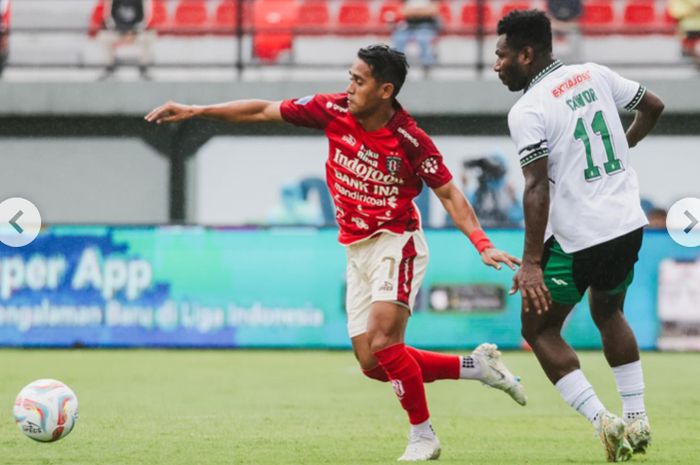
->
<box><xmin>9</xmin><ymin>210</ymin><xmax>24</xmax><ymax>234</ymax></box>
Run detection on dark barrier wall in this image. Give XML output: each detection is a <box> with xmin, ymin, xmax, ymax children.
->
<box><xmin>0</xmin><ymin>227</ymin><xmax>695</xmax><ymax>349</ymax></box>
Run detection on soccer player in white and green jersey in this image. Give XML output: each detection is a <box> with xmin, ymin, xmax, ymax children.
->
<box><xmin>494</xmin><ymin>10</ymin><xmax>665</xmax><ymax>463</ymax></box>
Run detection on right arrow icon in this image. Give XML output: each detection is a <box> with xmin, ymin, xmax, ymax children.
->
<box><xmin>684</xmin><ymin>210</ymin><xmax>698</xmax><ymax>234</ymax></box>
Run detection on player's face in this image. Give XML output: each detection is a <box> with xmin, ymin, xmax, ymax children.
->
<box><xmin>493</xmin><ymin>35</ymin><xmax>528</xmax><ymax>92</ymax></box>
<box><xmin>345</xmin><ymin>58</ymin><xmax>394</xmax><ymax>117</ymax></box>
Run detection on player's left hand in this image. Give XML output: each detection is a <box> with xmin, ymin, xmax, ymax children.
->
<box><xmin>509</xmin><ymin>264</ymin><xmax>552</xmax><ymax>314</ymax></box>
<box><xmin>480</xmin><ymin>248</ymin><xmax>521</xmax><ymax>271</ymax></box>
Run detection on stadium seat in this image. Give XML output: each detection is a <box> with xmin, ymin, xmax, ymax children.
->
<box><xmin>580</xmin><ymin>0</ymin><xmax>615</xmax><ymax>32</ymax></box>
<box><xmin>253</xmin><ymin>0</ymin><xmax>297</xmax><ymax>62</ymax></box>
<box><xmin>88</xmin><ymin>0</ymin><xmax>106</xmax><ymax>38</ymax></box>
<box><xmin>337</xmin><ymin>1</ymin><xmax>373</xmax><ymax>34</ymax></box>
<box><xmin>214</xmin><ymin>0</ymin><xmax>253</xmax><ymax>33</ymax></box>
<box><xmin>378</xmin><ymin>1</ymin><xmax>403</xmax><ymax>26</ymax></box>
<box><xmin>438</xmin><ymin>2</ymin><xmax>452</xmax><ymax>27</ymax></box>
<box><xmin>500</xmin><ymin>2</ymin><xmax>530</xmax><ymax>19</ymax></box>
<box><xmin>623</xmin><ymin>0</ymin><xmax>655</xmax><ymax>25</ymax></box>
<box><xmin>460</xmin><ymin>2</ymin><xmax>493</xmax><ymax>32</ymax></box>
<box><xmin>173</xmin><ymin>0</ymin><xmax>209</xmax><ymax>34</ymax></box>
<box><xmin>148</xmin><ymin>0</ymin><xmax>168</xmax><ymax>31</ymax></box>
<box><xmin>296</xmin><ymin>1</ymin><xmax>331</xmax><ymax>34</ymax></box>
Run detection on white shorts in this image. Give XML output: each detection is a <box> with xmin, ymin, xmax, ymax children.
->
<box><xmin>345</xmin><ymin>230</ymin><xmax>429</xmax><ymax>338</ymax></box>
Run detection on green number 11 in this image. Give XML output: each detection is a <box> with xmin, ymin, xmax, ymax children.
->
<box><xmin>574</xmin><ymin>110</ymin><xmax>624</xmax><ymax>182</ymax></box>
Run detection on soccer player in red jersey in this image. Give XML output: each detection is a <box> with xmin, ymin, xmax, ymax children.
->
<box><xmin>147</xmin><ymin>44</ymin><xmax>526</xmax><ymax>462</ymax></box>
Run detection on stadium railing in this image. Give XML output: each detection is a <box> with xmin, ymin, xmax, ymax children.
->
<box><xmin>2</xmin><ymin>0</ymin><xmax>687</xmax><ymax>77</ymax></box>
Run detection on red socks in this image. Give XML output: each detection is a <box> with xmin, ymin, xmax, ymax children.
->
<box><xmin>362</xmin><ymin>346</ymin><xmax>460</xmax><ymax>383</ymax></box>
<box><xmin>406</xmin><ymin>346</ymin><xmax>460</xmax><ymax>382</ymax></box>
<box><xmin>373</xmin><ymin>343</ymin><xmax>430</xmax><ymax>425</ymax></box>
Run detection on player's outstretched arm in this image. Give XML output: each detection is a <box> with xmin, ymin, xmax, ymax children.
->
<box><xmin>626</xmin><ymin>90</ymin><xmax>664</xmax><ymax>148</ymax></box>
<box><xmin>433</xmin><ymin>181</ymin><xmax>520</xmax><ymax>271</ymax></box>
<box><xmin>509</xmin><ymin>157</ymin><xmax>551</xmax><ymax>315</ymax></box>
<box><xmin>145</xmin><ymin>100</ymin><xmax>284</xmax><ymax>125</ymax></box>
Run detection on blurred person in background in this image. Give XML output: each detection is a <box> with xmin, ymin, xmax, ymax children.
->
<box><xmin>266</xmin><ymin>181</ymin><xmax>325</xmax><ymax>226</ymax></box>
<box><xmin>392</xmin><ymin>0</ymin><xmax>441</xmax><ymax>74</ymax></box>
<box><xmin>647</xmin><ymin>208</ymin><xmax>668</xmax><ymax>229</ymax></box>
<box><xmin>147</xmin><ymin>44</ymin><xmax>527</xmax><ymax>462</ymax></box>
<box><xmin>669</xmin><ymin>0</ymin><xmax>700</xmax><ymax>69</ymax></box>
<box><xmin>458</xmin><ymin>153</ymin><xmax>524</xmax><ymax>228</ymax></box>
<box><xmin>96</xmin><ymin>0</ymin><xmax>154</xmax><ymax>80</ymax></box>
<box><xmin>495</xmin><ymin>10</ymin><xmax>664</xmax><ymax>462</ymax></box>
<box><xmin>546</xmin><ymin>0</ymin><xmax>583</xmax><ymax>63</ymax></box>
<box><xmin>0</xmin><ymin>0</ymin><xmax>10</xmax><ymax>78</ymax></box>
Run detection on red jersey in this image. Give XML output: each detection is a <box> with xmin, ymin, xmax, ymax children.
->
<box><xmin>280</xmin><ymin>93</ymin><xmax>453</xmax><ymax>245</ymax></box>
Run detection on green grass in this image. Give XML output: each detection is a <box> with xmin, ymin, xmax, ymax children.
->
<box><xmin>0</xmin><ymin>350</ymin><xmax>698</xmax><ymax>464</ymax></box>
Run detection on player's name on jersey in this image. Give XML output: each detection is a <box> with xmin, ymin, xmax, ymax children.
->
<box><xmin>566</xmin><ymin>88</ymin><xmax>598</xmax><ymax>111</ymax></box>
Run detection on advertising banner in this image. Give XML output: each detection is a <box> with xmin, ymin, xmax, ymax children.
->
<box><xmin>0</xmin><ymin>227</ymin><xmax>694</xmax><ymax>349</ymax></box>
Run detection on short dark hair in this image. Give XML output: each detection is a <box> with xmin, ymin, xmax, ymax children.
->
<box><xmin>357</xmin><ymin>44</ymin><xmax>409</xmax><ymax>98</ymax></box>
<box><xmin>497</xmin><ymin>9</ymin><xmax>553</xmax><ymax>55</ymax></box>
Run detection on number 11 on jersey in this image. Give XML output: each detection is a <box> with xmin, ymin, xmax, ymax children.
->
<box><xmin>574</xmin><ymin>110</ymin><xmax>624</xmax><ymax>182</ymax></box>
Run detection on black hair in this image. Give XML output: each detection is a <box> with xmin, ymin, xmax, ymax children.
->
<box><xmin>497</xmin><ymin>9</ymin><xmax>553</xmax><ymax>55</ymax></box>
<box><xmin>357</xmin><ymin>44</ymin><xmax>409</xmax><ymax>98</ymax></box>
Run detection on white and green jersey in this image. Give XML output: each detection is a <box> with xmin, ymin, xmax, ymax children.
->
<box><xmin>508</xmin><ymin>60</ymin><xmax>649</xmax><ymax>253</ymax></box>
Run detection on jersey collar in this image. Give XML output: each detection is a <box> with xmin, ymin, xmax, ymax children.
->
<box><xmin>525</xmin><ymin>59</ymin><xmax>564</xmax><ymax>93</ymax></box>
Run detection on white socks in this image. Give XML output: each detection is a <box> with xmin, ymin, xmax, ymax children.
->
<box><xmin>410</xmin><ymin>419</ymin><xmax>436</xmax><ymax>438</ymax></box>
<box><xmin>459</xmin><ymin>355</ymin><xmax>484</xmax><ymax>379</ymax></box>
<box><xmin>612</xmin><ymin>360</ymin><xmax>646</xmax><ymax>423</ymax></box>
<box><xmin>555</xmin><ymin>369</ymin><xmax>606</xmax><ymax>427</ymax></box>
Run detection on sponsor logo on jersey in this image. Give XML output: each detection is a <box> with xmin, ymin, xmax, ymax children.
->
<box><xmin>333</xmin><ymin>148</ymin><xmax>403</xmax><ymax>185</ymax></box>
<box><xmin>294</xmin><ymin>95</ymin><xmax>314</xmax><ymax>105</ymax></box>
<box><xmin>551</xmin><ymin>278</ymin><xmax>568</xmax><ymax>286</ymax></box>
<box><xmin>420</xmin><ymin>157</ymin><xmax>439</xmax><ymax>175</ymax></box>
<box><xmin>551</xmin><ymin>71</ymin><xmax>592</xmax><ymax>98</ymax></box>
<box><xmin>391</xmin><ymin>380</ymin><xmax>405</xmax><ymax>399</ymax></box>
<box><xmin>351</xmin><ymin>217</ymin><xmax>370</xmax><ymax>230</ymax></box>
<box><xmin>326</xmin><ymin>101</ymin><xmax>348</xmax><ymax>113</ymax></box>
<box><xmin>386</xmin><ymin>156</ymin><xmax>402</xmax><ymax>176</ymax></box>
<box><xmin>342</xmin><ymin>134</ymin><xmax>357</xmax><ymax>146</ymax></box>
<box><xmin>357</xmin><ymin>145</ymin><xmax>379</xmax><ymax>167</ymax></box>
<box><xmin>397</xmin><ymin>127</ymin><xmax>419</xmax><ymax>147</ymax></box>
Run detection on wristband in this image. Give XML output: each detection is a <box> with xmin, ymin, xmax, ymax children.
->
<box><xmin>468</xmin><ymin>228</ymin><xmax>494</xmax><ymax>254</ymax></box>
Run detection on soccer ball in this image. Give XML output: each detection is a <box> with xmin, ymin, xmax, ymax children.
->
<box><xmin>13</xmin><ymin>379</ymin><xmax>79</xmax><ymax>442</ymax></box>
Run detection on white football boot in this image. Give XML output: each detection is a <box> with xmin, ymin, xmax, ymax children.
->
<box><xmin>397</xmin><ymin>432</ymin><xmax>441</xmax><ymax>461</ymax></box>
<box><xmin>625</xmin><ymin>416</ymin><xmax>651</xmax><ymax>454</ymax></box>
<box><xmin>597</xmin><ymin>411</ymin><xmax>633</xmax><ymax>462</ymax></box>
<box><xmin>471</xmin><ymin>343</ymin><xmax>527</xmax><ymax>406</ymax></box>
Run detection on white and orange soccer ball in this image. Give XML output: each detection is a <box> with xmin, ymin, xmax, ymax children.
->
<box><xmin>13</xmin><ymin>379</ymin><xmax>79</xmax><ymax>442</ymax></box>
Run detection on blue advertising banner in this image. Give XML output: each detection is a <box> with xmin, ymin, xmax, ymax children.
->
<box><xmin>0</xmin><ymin>227</ymin><xmax>694</xmax><ymax>349</ymax></box>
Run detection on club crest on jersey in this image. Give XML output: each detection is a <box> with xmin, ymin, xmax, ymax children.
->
<box><xmin>386</xmin><ymin>156</ymin><xmax>402</xmax><ymax>176</ymax></box>
<box><xmin>342</xmin><ymin>134</ymin><xmax>357</xmax><ymax>146</ymax></box>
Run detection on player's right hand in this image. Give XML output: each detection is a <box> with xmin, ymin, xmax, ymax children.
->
<box><xmin>145</xmin><ymin>101</ymin><xmax>197</xmax><ymax>124</ymax></box>
<box><xmin>509</xmin><ymin>263</ymin><xmax>551</xmax><ymax>314</ymax></box>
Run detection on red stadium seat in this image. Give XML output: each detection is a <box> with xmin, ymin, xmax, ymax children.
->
<box><xmin>337</xmin><ymin>1</ymin><xmax>372</xmax><ymax>34</ymax></box>
<box><xmin>438</xmin><ymin>2</ymin><xmax>452</xmax><ymax>27</ymax></box>
<box><xmin>460</xmin><ymin>2</ymin><xmax>493</xmax><ymax>30</ymax></box>
<box><xmin>500</xmin><ymin>2</ymin><xmax>530</xmax><ymax>19</ymax></box>
<box><xmin>580</xmin><ymin>1</ymin><xmax>615</xmax><ymax>26</ymax></box>
<box><xmin>623</xmin><ymin>0</ymin><xmax>655</xmax><ymax>25</ymax></box>
<box><xmin>296</xmin><ymin>0</ymin><xmax>331</xmax><ymax>34</ymax></box>
<box><xmin>88</xmin><ymin>0</ymin><xmax>106</xmax><ymax>37</ymax></box>
<box><xmin>214</xmin><ymin>0</ymin><xmax>252</xmax><ymax>33</ymax></box>
<box><xmin>174</xmin><ymin>0</ymin><xmax>209</xmax><ymax>33</ymax></box>
<box><xmin>378</xmin><ymin>1</ymin><xmax>403</xmax><ymax>25</ymax></box>
<box><xmin>253</xmin><ymin>0</ymin><xmax>298</xmax><ymax>62</ymax></box>
<box><xmin>148</xmin><ymin>0</ymin><xmax>169</xmax><ymax>30</ymax></box>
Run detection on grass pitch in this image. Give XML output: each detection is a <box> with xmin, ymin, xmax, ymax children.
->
<box><xmin>1</xmin><ymin>350</ymin><xmax>698</xmax><ymax>465</ymax></box>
